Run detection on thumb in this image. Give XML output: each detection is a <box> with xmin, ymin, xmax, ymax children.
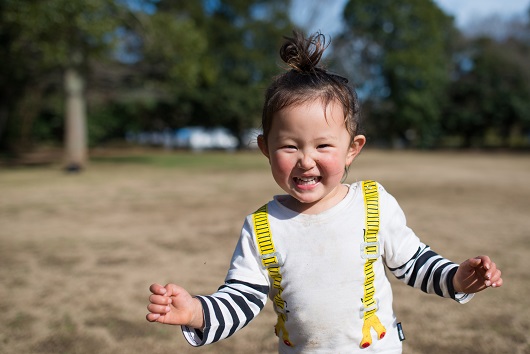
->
<box><xmin>164</xmin><ymin>283</ymin><xmax>180</xmax><ymax>296</ymax></box>
<box><xmin>468</xmin><ymin>257</ymin><xmax>483</xmax><ymax>268</ymax></box>
<box><xmin>164</xmin><ymin>284</ymin><xmax>191</xmax><ymax>300</ymax></box>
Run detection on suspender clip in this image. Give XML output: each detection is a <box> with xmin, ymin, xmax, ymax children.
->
<box><xmin>359</xmin><ymin>299</ymin><xmax>380</xmax><ymax>318</ymax></box>
<box><xmin>360</xmin><ymin>241</ymin><xmax>380</xmax><ymax>259</ymax></box>
<box><xmin>260</xmin><ymin>252</ymin><xmax>284</xmax><ymax>269</ymax></box>
<box><xmin>274</xmin><ymin>304</ymin><xmax>289</xmax><ymax>316</ymax></box>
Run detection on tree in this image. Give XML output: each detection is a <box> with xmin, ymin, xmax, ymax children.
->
<box><xmin>443</xmin><ymin>36</ymin><xmax>530</xmax><ymax>148</ymax></box>
<box><xmin>338</xmin><ymin>0</ymin><xmax>456</xmax><ymax>148</ymax></box>
<box><xmin>204</xmin><ymin>0</ymin><xmax>294</xmax><ymax>138</ymax></box>
<box><xmin>150</xmin><ymin>0</ymin><xmax>295</xmax><ymax>143</ymax></box>
<box><xmin>0</xmin><ymin>0</ymin><xmax>49</xmax><ymax>155</ymax></box>
<box><xmin>2</xmin><ymin>0</ymin><xmax>128</xmax><ymax>169</ymax></box>
<box><xmin>112</xmin><ymin>9</ymin><xmax>210</xmax><ymax>130</ymax></box>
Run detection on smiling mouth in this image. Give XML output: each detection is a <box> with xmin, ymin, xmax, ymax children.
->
<box><xmin>293</xmin><ymin>176</ymin><xmax>322</xmax><ymax>185</ymax></box>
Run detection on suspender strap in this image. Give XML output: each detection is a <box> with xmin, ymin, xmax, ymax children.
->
<box><xmin>252</xmin><ymin>181</ymin><xmax>385</xmax><ymax>349</ymax></box>
<box><xmin>360</xmin><ymin>180</ymin><xmax>386</xmax><ymax>348</ymax></box>
<box><xmin>252</xmin><ymin>204</ymin><xmax>293</xmax><ymax>347</ymax></box>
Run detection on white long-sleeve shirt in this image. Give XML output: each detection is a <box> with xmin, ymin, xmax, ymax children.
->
<box><xmin>182</xmin><ymin>182</ymin><xmax>472</xmax><ymax>353</ymax></box>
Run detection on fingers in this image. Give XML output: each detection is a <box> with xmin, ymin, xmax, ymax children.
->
<box><xmin>456</xmin><ymin>255</ymin><xmax>503</xmax><ymax>293</ymax></box>
<box><xmin>473</xmin><ymin>255</ymin><xmax>503</xmax><ymax>288</ymax></box>
<box><xmin>468</xmin><ymin>256</ymin><xmax>483</xmax><ymax>267</ymax></box>
<box><xmin>146</xmin><ymin>312</ymin><xmax>160</xmax><ymax>322</ymax></box>
<box><xmin>466</xmin><ymin>255</ymin><xmax>490</xmax><ymax>270</ymax></box>
<box><xmin>147</xmin><ymin>302</ymin><xmax>171</xmax><ymax>317</ymax></box>
<box><xmin>147</xmin><ymin>283</ymin><xmax>171</xmax><ymax>323</ymax></box>
<box><xmin>146</xmin><ymin>283</ymin><xmax>200</xmax><ymax>327</ymax></box>
<box><xmin>146</xmin><ymin>293</ymin><xmax>173</xmax><ymax>322</ymax></box>
<box><xmin>149</xmin><ymin>293</ymin><xmax>172</xmax><ymax>306</ymax></box>
<box><xmin>485</xmin><ymin>265</ymin><xmax>502</xmax><ymax>288</ymax></box>
<box><xmin>146</xmin><ymin>309</ymin><xmax>170</xmax><ymax>322</ymax></box>
<box><xmin>491</xmin><ymin>275</ymin><xmax>503</xmax><ymax>288</ymax></box>
<box><xmin>149</xmin><ymin>283</ymin><xmax>167</xmax><ymax>295</ymax></box>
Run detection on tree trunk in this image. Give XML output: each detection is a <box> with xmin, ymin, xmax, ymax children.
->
<box><xmin>0</xmin><ymin>104</ymin><xmax>8</xmax><ymax>147</ymax></box>
<box><xmin>64</xmin><ymin>67</ymin><xmax>87</xmax><ymax>171</ymax></box>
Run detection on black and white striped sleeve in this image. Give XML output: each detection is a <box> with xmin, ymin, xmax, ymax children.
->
<box><xmin>181</xmin><ymin>279</ymin><xmax>269</xmax><ymax>346</ymax></box>
<box><xmin>181</xmin><ymin>217</ymin><xmax>270</xmax><ymax>346</ymax></box>
<box><xmin>388</xmin><ymin>243</ymin><xmax>473</xmax><ymax>304</ymax></box>
<box><xmin>378</xmin><ymin>183</ymin><xmax>473</xmax><ymax>304</ymax></box>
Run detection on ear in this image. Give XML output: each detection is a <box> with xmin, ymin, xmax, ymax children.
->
<box><xmin>257</xmin><ymin>135</ymin><xmax>270</xmax><ymax>159</ymax></box>
<box><xmin>346</xmin><ymin>134</ymin><xmax>366</xmax><ymax>166</ymax></box>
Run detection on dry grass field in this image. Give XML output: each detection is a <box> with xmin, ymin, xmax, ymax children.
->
<box><xmin>1</xmin><ymin>149</ymin><xmax>529</xmax><ymax>354</ymax></box>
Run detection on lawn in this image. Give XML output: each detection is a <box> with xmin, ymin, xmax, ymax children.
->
<box><xmin>0</xmin><ymin>149</ymin><xmax>528</xmax><ymax>353</ymax></box>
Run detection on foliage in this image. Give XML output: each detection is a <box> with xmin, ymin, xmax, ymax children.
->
<box><xmin>339</xmin><ymin>0</ymin><xmax>456</xmax><ymax>148</ymax></box>
<box><xmin>443</xmin><ymin>37</ymin><xmax>530</xmax><ymax>148</ymax></box>
<box><xmin>0</xmin><ymin>0</ymin><xmax>128</xmax><ymax>157</ymax></box>
<box><xmin>137</xmin><ymin>12</ymin><xmax>209</xmax><ymax>96</ymax></box>
<box><xmin>5</xmin><ymin>0</ymin><xmax>122</xmax><ymax>68</ymax></box>
<box><xmin>149</xmin><ymin>0</ymin><xmax>293</xmax><ymax>138</ymax></box>
<box><xmin>90</xmin><ymin>0</ymin><xmax>294</xmax><ymax>145</ymax></box>
<box><xmin>1</xmin><ymin>0</ymin><xmax>529</xmax><ymax>157</ymax></box>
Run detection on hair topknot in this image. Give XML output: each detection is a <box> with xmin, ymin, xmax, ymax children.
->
<box><xmin>280</xmin><ymin>30</ymin><xmax>328</xmax><ymax>74</ymax></box>
<box><xmin>261</xmin><ymin>30</ymin><xmax>362</xmax><ymax>145</ymax></box>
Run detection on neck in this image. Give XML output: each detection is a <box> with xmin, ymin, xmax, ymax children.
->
<box><xmin>280</xmin><ymin>184</ymin><xmax>349</xmax><ymax>215</ymax></box>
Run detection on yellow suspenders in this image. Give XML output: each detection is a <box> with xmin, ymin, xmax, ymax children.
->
<box><xmin>360</xmin><ymin>180</ymin><xmax>386</xmax><ymax>348</ymax></box>
<box><xmin>252</xmin><ymin>205</ymin><xmax>292</xmax><ymax>347</ymax></box>
<box><xmin>252</xmin><ymin>180</ymin><xmax>385</xmax><ymax>349</ymax></box>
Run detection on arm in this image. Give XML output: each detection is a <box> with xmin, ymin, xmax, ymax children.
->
<box><xmin>379</xmin><ymin>184</ymin><xmax>502</xmax><ymax>302</ymax></box>
<box><xmin>388</xmin><ymin>243</ymin><xmax>469</xmax><ymax>301</ymax></box>
<box><xmin>147</xmin><ymin>280</ymin><xmax>269</xmax><ymax>346</ymax></box>
<box><xmin>389</xmin><ymin>246</ymin><xmax>503</xmax><ymax>302</ymax></box>
<box><xmin>181</xmin><ymin>280</ymin><xmax>269</xmax><ymax>346</ymax></box>
<box><xmin>147</xmin><ymin>217</ymin><xmax>270</xmax><ymax>346</ymax></box>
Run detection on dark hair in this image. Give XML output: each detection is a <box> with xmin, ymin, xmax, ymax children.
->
<box><xmin>261</xmin><ymin>30</ymin><xmax>362</xmax><ymax>144</ymax></box>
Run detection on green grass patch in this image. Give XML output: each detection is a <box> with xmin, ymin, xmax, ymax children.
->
<box><xmin>91</xmin><ymin>151</ymin><xmax>268</xmax><ymax>171</ymax></box>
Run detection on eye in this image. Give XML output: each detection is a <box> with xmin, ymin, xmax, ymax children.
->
<box><xmin>281</xmin><ymin>145</ymin><xmax>297</xmax><ymax>151</ymax></box>
<box><xmin>317</xmin><ymin>144</ymin><xmax>331</xmax><ymax>149</ymax></box>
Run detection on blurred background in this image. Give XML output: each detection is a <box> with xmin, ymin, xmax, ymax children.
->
<box><xmin>1</xmin><ymin>2</ymin><xmax>529</xmax><ymax>353</ymax></box>
<box><xmin>0</xmin><ymin>0</ymin><xmax>529</xmax><ymax>169</ymax></box>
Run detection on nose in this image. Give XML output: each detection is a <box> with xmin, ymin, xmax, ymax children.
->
<box><xmin>297</xmin><ymin>151</ymin><xmax>316</xmax><ymax>170</ymax></box>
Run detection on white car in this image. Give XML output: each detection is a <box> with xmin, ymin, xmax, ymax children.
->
<box><xmin>175</xmin><ymin>127</ymin><xmax>238</xmax><ymax>151</ymax></box>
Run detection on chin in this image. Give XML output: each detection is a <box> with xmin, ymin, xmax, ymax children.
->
<box><xmin>293</xmin><ymin>193</ymin><xmax>322</xmax><ymax>205</ymax></box>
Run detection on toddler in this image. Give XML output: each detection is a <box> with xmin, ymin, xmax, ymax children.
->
<box><xmin>146</xmin><ymin>31</ymin><xmax>502</xmax><ymax>353</ymax></box>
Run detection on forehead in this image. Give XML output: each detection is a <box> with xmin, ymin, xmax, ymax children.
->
<box><xmin>275</xmin><ymin>99</ymin><xmax>345</xmax><ymax>124</ymax></box>
<box><xmin>270</xmin><ymin>100</ymin><xmax>347</xmax><ymax>136</ymax></box>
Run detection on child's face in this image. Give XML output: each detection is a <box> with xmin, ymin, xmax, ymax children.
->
<box><xmin>259</xmin><ymin>99</ymin><xmax>365</xmax><ymax>213</ymax></box>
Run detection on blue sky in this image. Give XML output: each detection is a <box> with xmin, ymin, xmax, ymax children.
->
<box><xmin>435</xmin><ymin>0</ymin><xmax>529</xmax><ymax>27</ymax></box>
<box><xmin>291</xmin><ymin>0</ymin><xmax>530</xmax><ymax>35</ymax></box>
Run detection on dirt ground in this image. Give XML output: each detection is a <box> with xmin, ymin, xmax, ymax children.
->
<box><xmin>0</xmin><ymin>149</ymin><xmax>528</xmax><ymax>354</ymax></box>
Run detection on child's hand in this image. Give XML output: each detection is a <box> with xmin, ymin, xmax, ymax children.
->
<box><xmin>146</xmin><ymin>283</ymin><xmax>204</xmax><ymax>329</ymax></box>
<box><xmin>453</xmin><ymin>255</ymin><xmax>503</xmax><ymax>294</ymax></box>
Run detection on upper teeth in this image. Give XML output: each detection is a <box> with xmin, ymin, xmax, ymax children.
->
<box><xmin>297</xmin><ymin>177</ymin><xmax>318</xmax><ymax>184</ymax></box>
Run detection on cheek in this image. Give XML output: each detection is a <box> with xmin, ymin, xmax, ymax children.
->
<box><xmin>319</xmin><ymin>154</ymin><xmax>347</xmax><ymax>176</ymax></box>
<box><xmin>271</xmin><ymin>153</ymin><xmax>295</xmax><ymax>178</ymax></box>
